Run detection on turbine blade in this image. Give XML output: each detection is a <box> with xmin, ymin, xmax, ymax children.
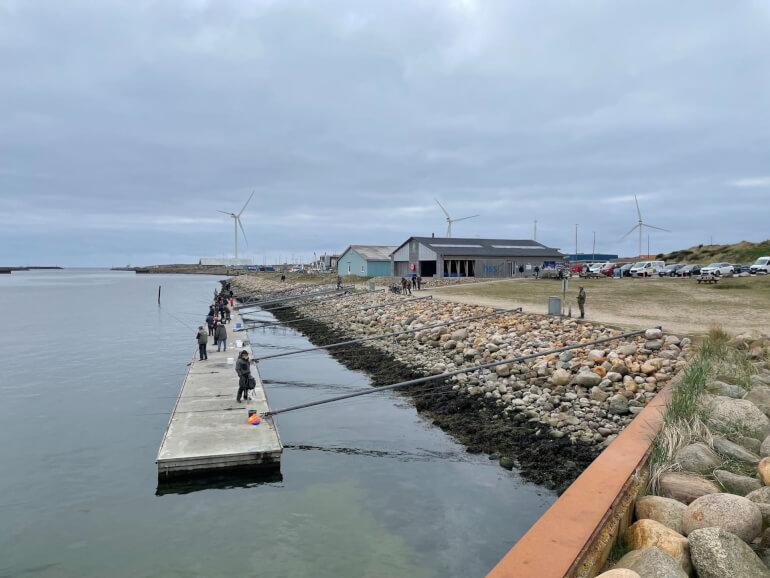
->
<box><xmin>237</xmin><ymin>217</ymin><xmax>249</xmax><ymax>247</ymax></box>
<box><xmin>634</xmin><ymin>194</ymin><xmax>642</xmax><ymax>221</ymax></box>
<box><xmin>452</xmin><ymin>214</ymin><xmax>479</xmax><ymax>223</ymax></box>
<box><xmin>641</xmin><ymin>223</ymin><xmax>671</xmax><ymax>233</ymax></box>
<box><xmin>620</xmin><ymin>223</ymin><xmax>640</xmax><ymax>240</ymax></box>
<box><xmin>434</xmin><ymin>198</ymin><xmax>450</xmax><ymax>218</ymax></box>
<box><xmin>238</xmin><ymin>191</ymin><xmax>255</xmax><ymax>217</ymax></box>
<box><xmin>216</xmin><ymin>210</ymin><xmax>233</xmax><ymax>216</ymax></box>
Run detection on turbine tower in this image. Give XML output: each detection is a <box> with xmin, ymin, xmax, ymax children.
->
<box><xmin>435</xmin><ymin>198</ymin><xmax>479</xmax><ymax>238</ymax></box>
<box><xmin>620</xmin><ymin>194</ymin><xmax>670</xmax><ymax>257</ymax></box>
<box><xmin>217</xmin><ymin>191</ymin><xmax>254</xmax><ymax>259</ymax></box>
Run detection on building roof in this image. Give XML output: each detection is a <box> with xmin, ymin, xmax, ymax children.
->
<box><xmin>392</xmin><ymin>237</ymin><xmax>564</xmax><ymax>259</ymax></box>
<box><xmin>342</xmin><ymin>245</ymin><xmax>398</xmax><ymax>261</ymax></box>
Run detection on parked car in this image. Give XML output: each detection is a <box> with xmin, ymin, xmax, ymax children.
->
<box><xmin>750</xmin><ymin>256</ymin><xmax>770</xmax><ymax>275</ymax></box>
<box><xmin>599</xmin><ymin>263</ymin><xmax>617</xmax><ymax>276</ymax></box>
<box><xmin>588</xmin><ymin>262</ymin><xmax>611</xmax><ymax>274</ymax></box>
<box><xmin>629</xmin><ymin>260</ymin><xmax>666</xmax><ymax>277</ymax></box>
<box><xmin>619</xmin><ymin>263</ymin><xmax>634</xmax><ymax>277</ymax></box>
<box><xmin>658</xmin><ymin>263</ymin><xmax>683</xmax><ymax>277</ymax></box>
<box><xmin>676</xmin><ymin>264</ymin><xmax>702</xmax><ymax>277</ymax></box>
<box><xmin>701</xmin><ymin>262</ymin><xmax>734</xmax><ymax>276</ymax></box>
<box><xmin>732</xmin><ymin>264</ymin><xmax>751</xmax><ymax>275</ymax></box>
<box><xmin>570</xmin><ymin>263</ymin><xmax>584</xmax><ymax>274</ymax></box>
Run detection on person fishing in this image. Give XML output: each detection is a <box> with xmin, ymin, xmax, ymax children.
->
<box><xmin>235</xmin><ymin>350</ymin><xmax>252</xmax><ymax>402</ymax></box>
<box><xmin>205</xmin><ymin>313</ymin><xmax>215</xmax><ymax>336</ymax></box>
<box><xmin>577</xmin><ymin>286</ymin><xmax>586</xmax><ymax>319</ymax></box>
<box><xmin>215</xmin><ymin>322</ymin><xmax>228</xmax><ymax>352</ymax></box>
<box><xmin>196</xmin><ymin>326</ymin><xmax>208</xmax><ymax>360</ymax></box>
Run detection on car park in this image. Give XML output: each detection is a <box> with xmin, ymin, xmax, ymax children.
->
<box><xmin>701</xmin><ymin>262</ymin><xmax>734</xmax><ymax>276</ymax></box>
<box><xmin>732</xmin><ymin>264</ymin><xmax>751</xmax><ymax>276</ymax></box>
<box><xmin>750</xmin><ymin>256</ymin><xmax>770</xmax><ymax>275</ymax></box>
<box><xmin>658</xmin><ymin>263</ymin><xmax>683</xmax><ymax>277</ymax></box>
<box><xmin>629</xmin><ymin>260</ymin><xmax>665</xmax><ymax>277</ymax></box>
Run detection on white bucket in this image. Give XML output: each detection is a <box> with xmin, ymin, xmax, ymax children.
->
<box><xmin>236</xmin><ymin>339</ymin><xmax>243</xmax><ymax>348</ymax></box>
<box><xmin>226</xmin><ymin>357</ymin><xmax>234</xmax><ymax>364</ymax></box>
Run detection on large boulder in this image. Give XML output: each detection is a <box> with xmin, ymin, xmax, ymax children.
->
<box><xmin>705</xmin><ymin>395</ymin><xmax>770</xmax><ymax>440</ymax></box>
<box><xmin>712</xmin><ymin>436</ymin><xmax>761</xmax><ymax>464</ymax></box>
<box><xmin>714</xmin><ymin>469</ymin><xmax>762</xmax><ymax>496</ymax></box>
<box><xmin>706</xmin><ymin>380</ymin><xmax>747</xmax><ymax>398</ymax></box>
<box><xmin>682</xmin><ymin>493</ymin><xmax>763</xmax><ymax>543</ymax></box>
<box><xmin>635</xmin><ymin>495</ymin><xmax>687</xmax><ymax>534</ymax></box>
<box><xmin>659</xmin><ymin>472</ymin><xmax>721</xmax><ymax>504</ymax></box>
<box><xmin>746</xmin><ymin>486</ymin><xmax>770</xmax><ymax>504</ymax></box>
<box><xmin>623</xmin><ymin>519</ymin><xmax>691</xmax><ymax>574</ymax></box>
<box><xmin>613</xmin><ymin>547</ymin><xmax>687</xmax><ymax>578</ymax></box>
<box><xmin>745</xmin><ymin>386</ymin><xmax>770</xmax><ymax>417</ymax></box>
<box><xmin>675</xmin><ymin>443</ymin><xmax>721</xmax><ymax>474</ymax></box>
<box><xmin>688</xmin><ymin>527</ymin><xmax>770</xmax><ymax>578</ymax></box>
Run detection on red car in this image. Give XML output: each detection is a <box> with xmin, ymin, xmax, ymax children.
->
<box><xmin>570</xmin><ymin>263</ymin><xmax>584</xmax><ymax>274</ymax></box>
<box><xmin>600</xmin><ymin>263</ymin><xmax>616</xmax><ymax>276</ymax></box>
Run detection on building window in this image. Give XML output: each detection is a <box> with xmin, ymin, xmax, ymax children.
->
<box><xmin>347</xmin><ymin>263</ymin><xmax>351</xmax><ymax>273</ymax></box>
<box><xmin>361</xmin><ymin>264</ymin><xmax>365</xmax><ymax>273</ymax></box>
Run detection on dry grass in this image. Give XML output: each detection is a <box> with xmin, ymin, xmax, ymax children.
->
<box><xmin>429</xmin><ymin>276</ymin><xmax>770</xmax><ymax>336</ymax></box>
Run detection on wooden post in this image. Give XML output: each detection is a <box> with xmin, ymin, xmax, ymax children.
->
<box><xmin>158</xmin><ymin>285</ymin><xmax>162</xmax><ymax>305</ymax></box>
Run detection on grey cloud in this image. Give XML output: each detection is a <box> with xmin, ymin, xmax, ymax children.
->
<box><xmin>1</xmin><ymin>1</ymin><xmax>770</xmax><ymax>265</ymax></box>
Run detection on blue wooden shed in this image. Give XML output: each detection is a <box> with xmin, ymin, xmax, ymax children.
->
<box><xmin>337</xmin><ymin>245</ymin><xmax>396</xmax><ymax>277</ymax></box>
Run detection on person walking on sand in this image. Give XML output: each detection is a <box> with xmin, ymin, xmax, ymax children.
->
<box><xmin>196</xmin><ymin>326</ymin><xmax>208</xmax><ymax>360</ymax></box>
<box><xmin>235</xmin><ymin>350</ymin><xmax>252</xmax><ymax>402</ymax></box>
<box><xmin>577</xmin><ymin>286</ymin><xmax>586</xmax><ymax>319</ymax></box>
<box><xmin>215</xmin><ymin>322</ymin><xmax>228</xmax><ymax>352</ymax></box>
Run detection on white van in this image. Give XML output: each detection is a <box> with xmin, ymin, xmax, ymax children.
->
<box><xmin>750</xmin><ymin>256</ymin><xmax>770</xmax><ymax>275</ymax></box>
<box><xmin>629</xmin><ymin>261</ymin><xmax>665</xmax><ymax>277</ymax></box>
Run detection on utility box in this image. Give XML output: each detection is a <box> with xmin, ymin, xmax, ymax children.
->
<box><xmin>548</xmin><ymin>296</ymin><xmax>562</xmax><ymax>316</ymax></box>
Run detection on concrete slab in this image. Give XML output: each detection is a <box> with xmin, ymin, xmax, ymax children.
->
<box><xmin>156</xmin><ymin>304</ymin><xmax>282</xmax><ymax>480</ymax></box>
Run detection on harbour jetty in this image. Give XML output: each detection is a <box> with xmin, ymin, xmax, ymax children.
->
<box><xmin>156</xmin><ymin>303</ymin><xmax>282</xmax><ymax>480</ymax></box>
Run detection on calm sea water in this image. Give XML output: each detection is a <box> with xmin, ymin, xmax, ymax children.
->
<box><xmin>0</xmin><ymin>269</ymin><xmax>554</xmax><ymax>578</ymax></box>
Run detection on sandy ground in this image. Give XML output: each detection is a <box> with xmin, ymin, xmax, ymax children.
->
<box><xmin>424</xmin><ymin>276</ymin><xmax>770</xmax><ymax>337</ymax></box>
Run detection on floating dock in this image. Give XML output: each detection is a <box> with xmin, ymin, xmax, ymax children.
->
<box><xmin>156</xmin><ymin>305</ymin><xmax>282</xmax><ymax>480</ymax></box>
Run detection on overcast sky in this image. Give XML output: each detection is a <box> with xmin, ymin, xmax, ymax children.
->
<box><xmin>2</xmin><ymin>1</ymin><xmax>770</xmax><ymax>266</ymax></box>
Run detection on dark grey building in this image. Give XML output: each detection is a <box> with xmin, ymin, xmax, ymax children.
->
<box><xmin>390</xmin><ymin>236</ymin><xmax>564</xmax><ymax>278</ymax></box>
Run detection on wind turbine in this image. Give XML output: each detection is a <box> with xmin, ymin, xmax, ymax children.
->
<box><xmin>620</xmin><ymin>194</ymin><xmax>670</xmax><ymax>257</ymax></box>
<box><xmin>435</xmin><ymin>198</ymin><xmax>479</xmax><ymax>238</ymax></box>
<box><xmin>217</xmin><ymin>191</ymin><xmax>254</xmax><ymax>259</ymax></box>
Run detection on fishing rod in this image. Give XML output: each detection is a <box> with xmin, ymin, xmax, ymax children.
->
<box><xmin>235</xmin><ymin>286</ymin><xmax>356</xmax><ymax>310</ymax></box>
<box><xmin>253</xmin><ymin>306</ymin><xmax>523</xmax><ymax>362</ymax></box>
<box><xmin>240</xmin><ymin>295</ymin><xmax>434</xmax><ymax>329</ymax></box>
<box><xmin>263</xmin><ymin>327</ymin><xmax>655</xmax><ymax>417</ymax></box>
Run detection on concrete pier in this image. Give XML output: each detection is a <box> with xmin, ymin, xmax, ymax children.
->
<box><xmin>156</xmin><ymin>305</ymin><xmax>282</xmax><ymax>479</ymax></box>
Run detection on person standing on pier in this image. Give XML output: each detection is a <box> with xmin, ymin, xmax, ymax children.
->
<box><xmin>235</xmin><ymin>350</ymin><xmax>252</xmax><ymax>402</ymax></box>
<box><xmin>205</xmin><ymin>313</ymin><xmax>215</xmax><ymax>336</ymax></box>
<box><xmin>196</xmin><ymin>326</ymin><xmax>209</xmax><ymax>360</ymax></box>
<box><xmin>224</xmin><ymin>304</ymin><xmax>231</xmax><ymax>323</ymax></box>
<box><xmin>577</xmin><ymin>286</ymin><xmax>586</xmax><ymax>319</ymax></box>
<box><xmin>215</xmin><ymin>322</ymin><xmax>228</xmax><ymax>352</ymax></box>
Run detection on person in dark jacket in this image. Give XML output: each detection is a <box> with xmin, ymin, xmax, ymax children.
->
<box><xmin>196</xmin><ymin>326</ymin><xmax>208</xmax><ymax>360</ymax></box>
<box><xmin>235</xmin><ymin>350</ymin><xmax>251</xmax><ymax>402</ymax></box>
<box><xmin>577</xmin><ymin>287</ymin><xmax>586</xmax><ymax>319</ymax></box>
<box><xmin>205</xmin><ymin>313</ymin><xmax>215</xmax><ymax>336</ymax></box>
<box><xmin>215</xmin><ymin>323</ymin><xmax>227</xmax><ymax>352</ymax></box>
<box><xmin>416</xmin><ymin>275</ymin><xmax>422</xmax><ymax>290</ymax></box>
<box><xmin>224</xmin><ymin>304</ymin><xmax>231</xmax><ymax>323</ymax></box>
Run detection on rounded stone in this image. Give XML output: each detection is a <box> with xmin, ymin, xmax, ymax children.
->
<box><xmin>595</xmin><ymin>571</ymin><xmax>640</xmax><ymax>578</ymax></box>
<box><xmin>688</xmin><ymin>527</ymin><xmax>770</xmax><ymax>578</ymax></box>
<box><xmin>682</xmin><ymin>493</ymin><xmax>763</xmax><ymax>543</ymax></box>
<box><xmin>635</xmin><ymin>495</ymin><xmax>687</xmax><ymax>534</ymax></box>
<box><xmin>613</xmin><ymin>547</ymin><xmax>687</xmax><ymax>578</ymax></box>
<box><xmin>675</xmin><ymin>443</ymin><xmax>721</xmax><ymax>475</ymax></box>
<box><xmin>623</xmin><ymin>519</ymin><xmax>690</xmax><ymax>574</ymax></box>
<box><xmin>659</xmin><ymin>472</ymin><xmax>721</xmax><ymax>504</ymax></box>
<box><xmin>759</xmin><ymin>457</ymin><xmax>770</xmax><ymax>485</ymax></box>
